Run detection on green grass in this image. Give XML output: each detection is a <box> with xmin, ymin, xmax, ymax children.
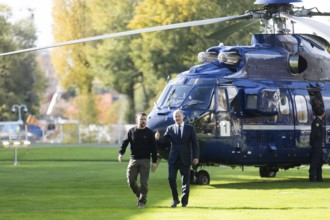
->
<box><xmin>0</xmin><ymin>146</ymin><xmax>329</xmax><ymax>220</ymax></box>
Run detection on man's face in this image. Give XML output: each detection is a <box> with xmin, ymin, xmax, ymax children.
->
<box><xmin>137</xmin><ymin>115</ymin><xmax>147</xmax><ymax>129</ymax></box>
<box><xmin>174</xmin><ymin>111</ymin><xmax>183</xmax><ymax>125</ymax></box>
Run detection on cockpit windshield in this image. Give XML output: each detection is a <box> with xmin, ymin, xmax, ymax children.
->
<box><xmin>156</xmin><ymin>85</ymin><xmax>213</xmax><ymax>109</ymax></box>
<box><xmin>182</xmin><ymin>86</ymin><xmax>214</xmax><ymax>109</ymax></box>
<box><xmin>164</xmin><ymin>86</ymin><xmax>191</xmax><ymax>108</ymax></box>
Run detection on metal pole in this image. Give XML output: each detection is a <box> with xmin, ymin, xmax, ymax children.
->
<box><xmin>14</xmin><ymin>147</ymin><xmax>18</xmax><ymax>166</ymax></box>
<box><xmin>25</xmin><ymin>124</ymin><xmax>28</xmax><ymax>140</ymax></box>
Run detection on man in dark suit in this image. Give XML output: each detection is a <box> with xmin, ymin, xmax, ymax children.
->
<box><xmin>309</xmin><ymin>107</ymin><xmax>325</xmax><ymax>182</ymax></box>
<box><xmin>155</xmin><ymin>109</ymin><xmax>199</xmax><ymax>208</ymax></box>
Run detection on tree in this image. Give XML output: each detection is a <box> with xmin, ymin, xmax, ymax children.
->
<box><xmin>87</xmin><ymin>0</ymin><xmax>141</xmax><ymax>123</ymax></box>
<box><xmin>52</xmin><ymin>0</ymin><xmax>98</xmax><ymax>124</ymax></box>
<box><xmin>0</xmin><ymin>5</ymin><xmax>46</xmax><ymax>121</ymax></box>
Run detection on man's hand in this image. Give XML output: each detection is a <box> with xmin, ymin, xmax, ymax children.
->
<box><xmin>193</xmin><ymin>158</ymin><xmax>199</xmax><ymax>166</ymax></box>
<box><xmin>151</xmin><ymin>163</ymin><xmax>158</xmax><ymax>172</ymax></box>
<box><xmin>155</xmin><ymin>130</ymin><xmax>160</xmax><ymax>140</ymax></box>
<box><xmin>118</xmin><ymin>154</ymin><xmax>123</xmax><ymax>162</ymax></box>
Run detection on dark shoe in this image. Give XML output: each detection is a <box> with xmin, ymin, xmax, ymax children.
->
<box><xmin>182</xmin><ymin>204</ymin><xmax>187</xmax><ymax>207</ymax></box>
<box><xmin>317</xmin><ymin>179</ymin><xmax>323</xmax><ymax>182</ymax></box>
<box><xmin>138</xmin><ymin>202</ymin><xmax>145</xmax><ymax>209</ymax></box>
<box><xmin>170</xmin><ymin>200</ymin><xmax>180</xmax><ymax>208</ymax></box>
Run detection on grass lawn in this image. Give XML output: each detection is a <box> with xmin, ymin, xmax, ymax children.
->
<box><xmin>0</xmin><ymin>145</ymin><xmax>329</xmax><ymax>220</ymax></box>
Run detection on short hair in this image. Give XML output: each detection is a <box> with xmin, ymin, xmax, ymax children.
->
<box><xmin>173</xmin><ymin>109</ymin><xmax>183</xmax><ymax>117</ymax></box>
<box><xmin>136</xmin><ymin>112</ymin><xmax>147</xmax><ymax>118</ymax></box>
<box><xmin>315</xmin><ymin>107</ymin><xmax>325</xmax><ymax>116</ymax></box>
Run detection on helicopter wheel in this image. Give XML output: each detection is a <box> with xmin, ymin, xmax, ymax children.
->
<box><xmin>259</xmin><ymin>166</ymin><xmax>278</xmax><ymax>178</ymax></box>
<box><xmin>196</xmin><ymin>170</ymin><xmax>210</xmax><ymax>185</ymax></box>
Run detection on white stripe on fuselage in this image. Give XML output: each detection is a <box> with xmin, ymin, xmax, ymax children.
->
<box><xmin>242</xmin><ymin>124</ymin><xmax>310</xmax><ymax>131</ymax></box>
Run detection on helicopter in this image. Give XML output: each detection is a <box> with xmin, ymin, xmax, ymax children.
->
<box><xmin>146</xmin><ymin>0</ymin><xmax>330</xmax><ymax>184</ymax></box>
<box><xmin>1</xmin><ymin>0</ymin><xmax>330</xmax><ymax>185</ymax></box>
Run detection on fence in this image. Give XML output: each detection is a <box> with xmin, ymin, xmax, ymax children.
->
<box><xmin>0</xmin><ymin>122</ymin><xmax>135</xmax><ymax>145</ymax></box>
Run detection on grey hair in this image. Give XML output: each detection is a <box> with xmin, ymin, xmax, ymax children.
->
<box><xmin>173</xmin><ymin>109</ymin><xmax>183</xmax><ymax>119</ymax></box>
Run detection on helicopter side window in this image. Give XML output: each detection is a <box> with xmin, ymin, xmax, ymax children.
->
<box><xmin>295</xmin><ymin>95</ymin><xmax>308</xmax><ymax>123</ymax></box>
<box><xmin>280</xmin><ymin>94</ymin><xmax>290</xmax><ymax>115</ymax></box>
<box><xmin>218</xmin><ymin>89</ymin><xmax>227</xmax><ymax>111</ymax></box>
<box><xmin>246</xmin><ymin>95</ymin><xmax>257</xmax><ymax>109</ymax></box>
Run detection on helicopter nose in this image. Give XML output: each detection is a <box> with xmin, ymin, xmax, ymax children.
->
<box><xmin>147</xmin><ymin>114</ymin><xmax>174</xmax><ymax>132</ymax></box>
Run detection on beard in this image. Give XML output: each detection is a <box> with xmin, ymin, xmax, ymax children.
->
<box><xmin>139</xmin><ymin>123</ymin><xmax>146</xmax><ymax>128</ymax></box>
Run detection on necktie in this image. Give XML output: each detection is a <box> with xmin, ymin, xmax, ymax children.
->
<box><xmin>178</xmin><ymin>125</ymin><xmax>181</xmax><ymax>138</ymax></box>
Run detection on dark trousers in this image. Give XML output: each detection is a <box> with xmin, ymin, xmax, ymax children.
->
<box><xmin>168</xmin><ymin>159</ymin><xmax>191</xmax><ymax>205</ymax></box>
<box><xmin>127</xmin><ymin>159</ymin><xmax>150</xmax><ymax>204</ymax></box>
<box><xmin>309</xmin><ymin>150</ymin><xmax>323</xmax><ymax>181</ymax></box>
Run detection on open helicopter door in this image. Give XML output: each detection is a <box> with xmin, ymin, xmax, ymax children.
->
<box><xmin>289</xmin><ymin>89</ymin><xmax>314</xmax><ymax>165</ymax></box>
<box><xmin>215</xmin><ymin>86</ymin><xmax>242</xmax><ymax>163</ymax></box>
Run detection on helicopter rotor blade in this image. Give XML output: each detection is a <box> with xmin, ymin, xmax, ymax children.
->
<box><xmin>0</xmin><ymin>14</ymin><xmax>252</xmax><ymax>57</ymax></box>
<box><xmin>208</xmin><ymin>20</ymin><xmax>259</xmax><ymax>40</ymax></box>
<box><xmin>283</xmin><ymin>14</ymin><xmax>330</xmax><ymax>43</ymax></box>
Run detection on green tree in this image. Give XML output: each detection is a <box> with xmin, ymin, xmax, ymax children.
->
<box><xmin>0</xmin><ymin>5</ymin><xmax>46</xmax><ymax>121</ymax></box>
<box><xmin>87</xmin><ymin>0</ymin><xmax>141</xmax><ymax>123</ymax></box>
<box><xmin>52</xmin><ymin>0</ymin><xmax>98</xmax><ymax>124</ymax></box>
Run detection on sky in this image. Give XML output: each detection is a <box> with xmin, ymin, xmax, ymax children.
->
<box><xmin>0</xmin><ymin>0</ymin><xmax>329</xmax><ymax>47</ymax></box>
<box><xmin>0</xmin><ymin>0</ymin><xmax>53</xmax><ymax>46</ymax></box>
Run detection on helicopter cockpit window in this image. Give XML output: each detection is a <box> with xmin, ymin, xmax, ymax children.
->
<box><xmin>163</xmin><ymin>86</ymin><xmax>191</xmax><ymax>108</ymax></box>
<box><xmin>295</xmin><ymin>95</ymin><xmax>308</xmax><ymax>123</ymax></box>
<box><xmin>280</xmin><ymin>94</ymin><xmax>290</xmax><ymax>115</ymax></box>
<box><xmin>186</xmin><ymin>78</ymin><xmax>215</xmax><ymax>85</ymax></box>
<box><xmin>182</xmin><ymin>86</ymin><xmax>214</xmax><ymax>109</ymax></box>
<box><xmin>155</xmin><ymin>84</ymin><xmax>170</xmax><ymax>108</ymax></box>
<box><xmin>246</xmin><ymin>95</ymin><xmax>257</xmax><ymax>109</ymax></box>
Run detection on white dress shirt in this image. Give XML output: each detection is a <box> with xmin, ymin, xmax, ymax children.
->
<box><xmin>175</xmin><ymin>122</ymin><xmax>184</xmax><ymax>138</ymax></box>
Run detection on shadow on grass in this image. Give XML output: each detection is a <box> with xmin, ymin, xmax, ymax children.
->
<box><xmin>210</xmin><ymin>178</ymin><xmax>329</xmax><ymax>189</ymax></box>
<box><xmin>151</xmin><ymin>205</ymin><xmax>330</xmax><ymax>210</ymax></box>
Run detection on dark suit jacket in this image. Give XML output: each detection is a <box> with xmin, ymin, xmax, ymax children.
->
<box><xmin>159</xmin><ymin>123</ymin><xmax>199</xmax><ymax>166</ymax></box>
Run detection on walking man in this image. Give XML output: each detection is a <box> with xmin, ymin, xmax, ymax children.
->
<box><xmin>118</xmin><ymin>112</ymin><xmax>158</xmax><ymax>208</ymax></box>
<box><xmin>155</xmin><ymin>109</ymin><xmax>199</xmax><ymax>208</ymax></box>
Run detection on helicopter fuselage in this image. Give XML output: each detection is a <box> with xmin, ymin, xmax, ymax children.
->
<box><xmin>147</xmin><ymin>34</ymin><xmax>330</xmax><ymax>178</ymax></box>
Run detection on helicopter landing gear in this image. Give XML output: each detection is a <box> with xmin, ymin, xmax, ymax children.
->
<box><xmin>259</xmin><ymin>166</ymin><xmax>278</xmax><ymax>178</ymax></box>
<box><xmin>190</xmin><ymin>169</ymin><xmax>210</xmax><ymax>185</ymax></box>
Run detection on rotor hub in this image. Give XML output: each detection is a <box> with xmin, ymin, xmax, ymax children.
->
<box><xmin>255</xmin><ymin>0</ymin><xmax>302</xmax><ymax>4</ymax></box>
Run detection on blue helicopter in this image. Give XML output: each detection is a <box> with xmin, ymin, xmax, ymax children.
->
<box><xmin>1</xmin><ymin>0</ymin><xmax>330</xmax><ymax>185</ymax></box>
<box><xmin>146</xmin><ymin>0</ymin><xmax>330</xmax><ymax>184</ymax></box>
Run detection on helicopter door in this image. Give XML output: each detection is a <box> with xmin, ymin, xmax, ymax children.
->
<box><xmin>215</xmin><ymin>87</ymin><xmax>238</xmax><ymax>137</ymax></box>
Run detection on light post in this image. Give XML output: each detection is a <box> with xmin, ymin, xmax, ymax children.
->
<box><xmin>11</xmin><ymin>104</ymin><xmax>29</xmax><ymax>166</ymax></box>
<box><xmin>11</xmin><ymin>104</ymin><xmax>28</xmax><ymax>123</ymax></box>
